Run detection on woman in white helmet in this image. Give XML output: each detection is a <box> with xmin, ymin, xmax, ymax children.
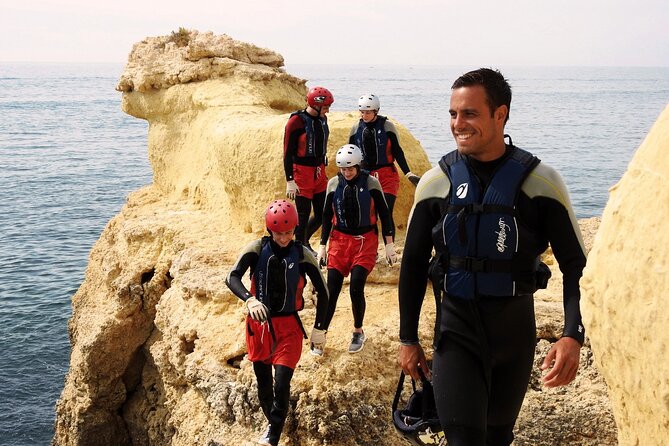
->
<box><xmin>316</xmin><ymin>144</ymin><xmax>396</xmax><ymax>354</ymax></box>
<box><xmin>350</xmin><ymin>94</ymin><xmax>421</xmax><ymax>218</ymax></box>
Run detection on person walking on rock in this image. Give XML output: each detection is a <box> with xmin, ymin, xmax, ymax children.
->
<box><xmin>349</xmin><ymin>93</ymin><xmax>421</xmax><ymax>218</ymax></box>
<box><xmin>283</xmin><ymin>86</ymin><xmax>334</xmax><ymax>252</ymax></box>
<box><xmin>397</xmin><ymin>68</ymin><xmax>587</xmax><ymax>446</ymax></box>
<box><xmin>226</xmin><ymin>200</ymin><xmax>328</xmax><ymax>446</ymax></box>
<box><xmin>317</xmin><ymin>144</ymin><xmax>396</xmax><ymax>354</ymax></box>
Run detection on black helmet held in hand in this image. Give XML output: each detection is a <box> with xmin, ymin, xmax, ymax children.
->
<box><xmin>392</xmin><ymin>371</ymin><xmax>446</xmax><ymax>445</ymax></box>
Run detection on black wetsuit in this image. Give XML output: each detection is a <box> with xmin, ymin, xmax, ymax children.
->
<box><xmin>399</xmin><ymin>146</ymin><xmax>586</xmax><ymax>445</ymax></box>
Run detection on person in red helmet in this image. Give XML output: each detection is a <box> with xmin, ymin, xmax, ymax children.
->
<box><xmin>283</xmin><ymin>86</ymin><xmax>334</xmax><ymax>252</ymax></box>
<box><xmin>226</xmin><ymin>200</ymin><xmax>329</xmax><ymax>446</ymax></box>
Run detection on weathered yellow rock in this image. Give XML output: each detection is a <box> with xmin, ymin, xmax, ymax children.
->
<box><xmin>582</xmin><ymin>103</ymin><xmax>669</xmax><ymax>445</ymax></box>
<box><xmin>54</xmin><ymin>30</ymin><xmax>617</xmax><ymax>446</ymax></box>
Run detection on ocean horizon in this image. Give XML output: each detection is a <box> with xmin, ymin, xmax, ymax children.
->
<box><xmin>1</xmin><ymin>62</ymin><xmax>668</xmax><ymax>445</ymax></box>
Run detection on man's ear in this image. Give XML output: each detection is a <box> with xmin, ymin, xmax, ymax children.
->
<box><xmin>495</xmin><ymin>104</ymin><xmax>508</xmax><ymax>125</ymax></box>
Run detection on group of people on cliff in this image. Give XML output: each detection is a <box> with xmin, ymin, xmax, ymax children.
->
<box><xmin>225</xmin><ymin>68</ymin><xmax>587</xmax><ymax>446</ymax></box>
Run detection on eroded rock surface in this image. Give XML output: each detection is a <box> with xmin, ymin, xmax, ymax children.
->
<box><xmin>582</xmin><ymin>104</ymin><xmax>669</xmax><ymax>445</ymax></box>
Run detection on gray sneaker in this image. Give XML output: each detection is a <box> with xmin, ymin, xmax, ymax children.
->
<box><xmin>348</xmin><ymin>331</ymin><xmax>366</xmax><ymax>353</ymax></box>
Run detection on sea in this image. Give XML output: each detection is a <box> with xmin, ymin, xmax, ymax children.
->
<box><xmin>0</xmin><ymin>62</ymin><xmax>667</xmax><ymax>445</ymax></box>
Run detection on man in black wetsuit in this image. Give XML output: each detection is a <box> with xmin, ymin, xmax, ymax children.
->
<box><xmin>397</xmin><ymin>68</ymin><xmax>586</xmax><ymax>446</ymax></box>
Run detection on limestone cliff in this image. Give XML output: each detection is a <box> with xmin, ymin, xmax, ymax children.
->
<box><xmin>581</xmin><ymin>104</ymin><xmax>669</xmax><ymax>445</ymax></box>
<box><xmin>54</xmin><ymin>30</ymin><xmax>617</xmax><ymax>446</ymax></box>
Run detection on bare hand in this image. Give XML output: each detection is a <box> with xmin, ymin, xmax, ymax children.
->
<box><xmin>398</xmin><ymin>343</ymin><xmax>431</xmax><ymax>381</ymax></box>
<box><xmin>541</xmin><ymin>336</ymin><xmax>581</xmax><ymax>388</ymax></box>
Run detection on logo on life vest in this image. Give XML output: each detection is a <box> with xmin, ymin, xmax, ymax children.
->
<box><xmin>288</xmin><ymin>262</ymin><xmax>295</xmax><ymax>269</ymax></box>
<box><xmin>495</xmin><ymin>218</ymin><xmax>511</xmax><ymax>252</ymax></box>
<box><xmin>456</xmin><ymin>183</ymin><xmax>468</xmax><ymax>199</ymax></box>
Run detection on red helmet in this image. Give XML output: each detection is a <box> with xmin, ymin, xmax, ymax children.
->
<box><xmin>306</xmin><ymin>86</ymin><xmax>334</xmax><ymax>108</ymax></box>
<box><xmin>265</xmin><ymin>200</ymin><xmax>298</xmax><ymax>232</ymax></box>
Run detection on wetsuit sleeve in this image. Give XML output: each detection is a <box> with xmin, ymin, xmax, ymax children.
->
<box><xmin>369</xmin><ymin>176</ymin><xmax>395</xmax><ymax>241</ymax></box>
<box><xmin>524</xmin><ymin>164</ymin><xmax>587</xmax><ymax>344</ymax></box>
<box><xmin>301</xmin><ymin>249</ymin><xmax>329</xmax><ymax>330</ymax></box>
<box><xmin>225</xmin><ymin>240</ymin><xmax>262</xmax><ymax>302</ymax></box>
<box><xmin>319</xmin><ymin>180</ymin><xmax>337</xmax><ymax>245</ymax></box>
<box><xmin>283</xmin><ymin>114</ymin><xmax>305</xmax><ymax>181</ymax></box>
<box><xmin>385</xmin><ymin>121</ymin><xmax>411</xmax><ymax>174</ymax></box>
<box><xmin>399</xmin><ymin>167</ymin><xmax>451</xmax><ymax>343</ymax></box>
<box><xmin>348</xmin><ymin>122</ymin><xmax>359</xmax><ymax>144</ymax></box>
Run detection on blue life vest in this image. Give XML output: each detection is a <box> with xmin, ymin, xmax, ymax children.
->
<box><xmin>333</xmin><ymin>171</ymin><xmax>375</xmax><ymax>230</ymax></box>
<box><xmin>291</xmin><ymin>110</ymin><xmax>329</xmax><ymax>160</ymax></box>
<box><xmin>353</xmin><ymin>116</ymin><xmax>392</xmax><ymax>168</ymax></box>
<box><xmin>433</xmin><ymin>146</ymin><xmax>541</xmax><ymax>299</ymax></box>
<box><xmin>254</xmin><ymin>237</ymin><xmax>304</xmax><ymax>312</ymax></box>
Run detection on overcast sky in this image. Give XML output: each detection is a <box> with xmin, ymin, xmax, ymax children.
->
<box><xmin>2</xmin><ymin>0</ymin><xmax>667</xmax><ymax>67</ymax></box>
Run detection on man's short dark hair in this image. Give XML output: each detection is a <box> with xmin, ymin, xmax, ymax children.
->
<box><xmin>451</xmin><ymin>68</ymin><xmax>512</xmax><ymax>124</ymax></box>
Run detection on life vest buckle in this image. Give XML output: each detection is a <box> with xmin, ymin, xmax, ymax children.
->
<box><xmin>450</xmin><ymin>255</ymin><xmax>488</xmax><ymax>273</ymax></box>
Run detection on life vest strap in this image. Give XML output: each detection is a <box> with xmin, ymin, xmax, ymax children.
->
<box><xmin>448</xmin><ymin>254</ymin><xmax>535</xmax><ymax>274</ymax></box>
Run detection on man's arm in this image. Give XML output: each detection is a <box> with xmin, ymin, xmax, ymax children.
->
<box><xmin>524</xmin><ymin>163</ymin><xmax>587</xmax><ymax>387</ymax></box>
<box><xmin>283</xmin><ymin>114</ymin><xmax>304</xmax><ymax>181</ymax></box>
<box><xmin>302</xmin><ymin>251</ymin><xmax>329</xmax><ymax>330</ymax></box>
<box><xmin>319</xmin><ymin>182</ymin><xmax>337</xmax><ymax>246</ymax></box>
<box><xmin>385</xmin><ymin>121</ymin><xmax>411</xmax><ymax>175</ymax></box>
<box><xmin>398</xmin><ymin>166</ymin><xmax>451</xmax><ymax>380</ymax></box>
<box><xmin>225</xmin><ymin>240</ymin><xmax>262</xmax><ymax>302</ymax></box>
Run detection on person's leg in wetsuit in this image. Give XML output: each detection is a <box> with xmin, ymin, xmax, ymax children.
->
<box><xmin>254</xmin><ymin>362</ymin><xmax>295</xmax><ymax>446</ymax></box>
<box><xmin>294</xmin><ymin>195</ymin><xmax>312</xmax><ymax>246</ymax></box>
<box><xmin>383</xmin><ymin>193</ymin><xmax>396</xmax><ymax>219</ymax></box>
<box><xmin>254</xmin><ymin>361</ymin><xmax>274</xmax><ymax>420</ymax></box>
<box><xmin>482</xmin><ymin>295</ymin><xmax>536</xmax><ymax>446</ymax></box>
<box><xmin>324</xmin><ymin>268</ymin><xmax>345</xmax><ymax>329</ymax></box>
<box><xmin>305</xmin><ymin>191</ymin><xmax>326</xmax><ymax>247</ymax></box>
<box><xmin>432</xmin><ymin>294</ymin><xmax>536</xmax><ymax>446</ymax></box>
<box><xmin>349</xmin><ymin>265</ymin><xmax>369</xmax><ymax>329</ymax></box>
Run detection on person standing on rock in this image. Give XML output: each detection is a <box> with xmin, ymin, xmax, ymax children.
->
<box><xmin>225</xmin><ymin>200</ymin><xmax>329</xmax><ymax>446</ymax></box>
<box><xmin>283</xmin><ymin>86</ymin><xmax>334</xmax><ymax>252</ymax></box>
<box><xmin>397</xmin><ymin>68</ymin><xmax>587</xmax><ymax>446</ymax></box>
<box><xmin>349</xmin><ymin>93</ymin><xmax>421</xmax><ymax>218</ymax></box>
<box><xmin>316</xmin><ymin>144</ymin><xmax>396</xmax><ymax>353</ymax></box>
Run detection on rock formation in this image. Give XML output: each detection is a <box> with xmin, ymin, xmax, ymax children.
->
<box><xmin>581</xmin><ymin>104</ymin><xmax>669</xmax><ymax>445</ymax></box>
<box><xmin>54</xmin><ymin>30</ymin><xmax>617</xmax><ymax>445</ymax></box>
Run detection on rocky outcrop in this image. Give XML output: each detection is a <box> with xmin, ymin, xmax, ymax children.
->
<box><xmin>54</xmin><ymin>30</ymin><xmax>617</xmax><ymax>445</ymax></box>
<box><xmin>581</xmin><ymin>104</ymin><xmax>669</xmax><ymax>445</ymax></box>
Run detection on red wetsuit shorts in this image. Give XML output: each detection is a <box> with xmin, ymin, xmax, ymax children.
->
<box><xmin>246</xmin><ymin>314</ymin><xmax>304</xmax><ymax>369</ymax></box>
<box><xmin>326</xmin><ymin>229</ymin><xmax>378</xmax><ymax>276</ymax></box>
<box><xmin>370</xmin><ymin>164</ymin><xmax>400</xmax><ymax>197</ymax></box>
<box><xmin>293</xmin><ymin>163</ymin><xmax>328</xmax><ymax>199</ymax></box>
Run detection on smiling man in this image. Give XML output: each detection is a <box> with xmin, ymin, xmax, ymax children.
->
<box><xmin>397</xmin><ymin>68</ymin><xmax>587</xmax><ymax>446</ymax></box>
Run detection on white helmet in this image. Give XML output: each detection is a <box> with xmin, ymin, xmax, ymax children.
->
<box><xmin>358</xmin><ymin>94</ymin><xmax>380</xmax><ymax>111</ymax></box>
<box><xmin>336</xmin><ymin>144</ymin><xmax>363</xmax><ymax>167</ymax></box>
